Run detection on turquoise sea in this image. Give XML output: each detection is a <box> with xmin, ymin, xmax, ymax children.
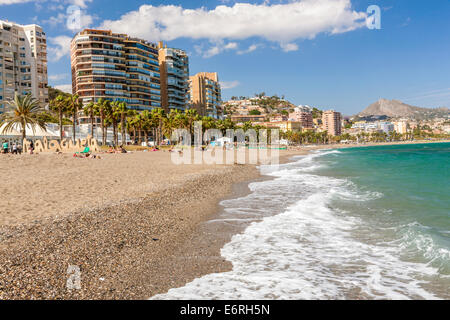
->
<box><xmin>154</xmin><ymin>143</ymin><xmax>449</xmax><ymax>300</ymax></box>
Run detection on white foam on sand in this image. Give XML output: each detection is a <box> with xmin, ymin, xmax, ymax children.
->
<box><xmin>151</xmin><ymin>151</ymin><xmax>442</xmax><ymax>300</ymax></box>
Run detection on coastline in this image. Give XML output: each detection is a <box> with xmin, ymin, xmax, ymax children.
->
<box><xmin>0</xmin><ymin>139</ymin><xmax>447</xmax><ymax>299</ymax></box>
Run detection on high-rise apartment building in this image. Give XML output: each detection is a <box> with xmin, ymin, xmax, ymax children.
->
<box><xmin>158</xmin><ymin>42</ymin><xmax>189</xmax><ymax>112</ymax></box>
<box><xmin>0</xmin><ymin>20</ymin><xmax>48</xmax><ymax>113</ymax></box>
<box><xmin>289</xmin><ymin>109</ymin><xmax>314</xmax><ymax>129</ymax></box>
<box><xmin>71</xmin><ymin>29</ymin><xmax>161</xmax><ymax>110</ymax></box>
<box><xmin>322</xmin><ymin>110</ymin><xmax>342</xmax><ymax>136</ymax></box>
<box><xmin>189</xmin><ymin>72</ymin><xmax>222</xmax><ymax>118</ymax></box>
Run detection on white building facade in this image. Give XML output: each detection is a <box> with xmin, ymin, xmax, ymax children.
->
<box><xmin>0</xmin><ymin>20</ymin><xmax>48</xmax><ymax>113</ymax></box>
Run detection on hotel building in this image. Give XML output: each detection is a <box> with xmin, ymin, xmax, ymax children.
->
<box><xmin>394</xmin><ymin>121</ymin><xmax>408</xmax><ymax>134</ymax></box>
<box><xmin>0</xmin><ymin>20</ymin><xmax>48</xmax><ymax>113</ymax></box>
<box><xmin>289</xmin><ymin>109</ymin><xmax>314</xmax><ymax>129</ymax></box>
<box><xmin>189</xmin><ymin>72</ymin><xmax>222</xmax><ymax>118</ymax></box>
<box><xmin>71</xmin><ymin>29</ymin><xmax>161</xmax><ymax>110</ymax></box>
<box><xmin>158</xmin><ymin>42</ymin><xmax>189</xmax><ymax>112</ymax></box>
<box><xmin>322</xmin><ymin>110</ymin><xmax>342</xmax><ymax>136</ymax></box>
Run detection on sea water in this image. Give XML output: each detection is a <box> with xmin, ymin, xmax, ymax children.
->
<box><xmin>152</xmin><ymin>143</ymin><xmax>450</xmax><ymax>300</ymax></box>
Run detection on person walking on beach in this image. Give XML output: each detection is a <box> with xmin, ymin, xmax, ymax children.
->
<box><xmin>12</xmin><ymin>143</ymin><xmax>18</xmax><ymax>155</ymax></box>
<box><xmin>29</xmin><ymin>140</ymin><xmax>34</xmax><ymax>155</ymax></box>
<box><xmin>17</xmin><ymin>144</ymin><xmax>23</xmax><ymax>155</ymax></box>
<box><xmin>2</xmin><ymin>141</ymin><xmax>8</xmax><ymax>154</ymax></box>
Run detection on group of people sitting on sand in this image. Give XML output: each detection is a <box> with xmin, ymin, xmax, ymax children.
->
<box><xmin>106</xmin><ymin>145</ymin><xmax>128</xmax><ymax>154</ymax></box>
<box><xmin>74</xmin><ymin>144</ymin><xmax>128</xmax><ymax>159</ymax></box>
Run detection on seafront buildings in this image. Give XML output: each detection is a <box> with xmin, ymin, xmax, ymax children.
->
<box><xmin>158</xmin><ymin>42</ymin><xmax>190</xmax><ymax>112</ymax></box>
<box><xmin>71</xmin><ymin>29</ymin><xmax>161</xmax><ymax>110</ymax></box>
<box><xmin>322</xmin><ymin>110</ymin><xmax>342</xmax><ymax>136</ymax></box>
<box><xmin>351</xmin><ymin>121</ymin><xmax>396</xmax><ymax>134</ymax></box>
<box><xmin>289</xmin><ymin>107</ymin><xmax>314</xmax><ymax>129</ymax></box>
<box><xmin>0</xmin><ymin>20</ymin><xmax>48</xmax><ymax>113</ymax></box>
<box><xmin>189</xmin><ymin>72</ymin><xmax>222</xmax><ymax>118</ymax></box>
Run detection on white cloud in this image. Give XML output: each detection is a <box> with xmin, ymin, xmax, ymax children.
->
<box><xmin>0</xmin><ymin>0</ymin><xmax>92</xmax><ymax>6</ymax></box>
<box><xmin>237</xmin><ymin>44</ymin><xmax>262</xmax><ymax>55</ymax></box>
<box><xmin>48</xmin><ymin>73</ymin><xmax>68</xmax><ymax>81</ymax></box>
<box><xmin>69</xmin><ymin>0</ymin><xmax>92</xmax><ymax>9</ymax></box>
<box><xmin>54</xmin><ymin>84</ymin><xmax>72</xmax><ymax>94</ymax></box>
<box><xmin>280</xmin><ymin>42</ymin><xmax>299</xmax><ymax>52</ymax></box>
<box><xmin>0</xmin><ymin>0</ymin><xmax>32</xmax><ymax>4</ymax></box>
<box><xmin>221</xmin><ymin>80</ymin><xmax>240</xmax><ymax>90</ymax></box>
<box><xmin>195</xmin><ymin>40</ymin><xmax>239</xmax><ymax>58</ymax></box>
<box><xmin>100</xmin><ymin>0</ymin><xmax>367</xmax><ymax>51</ymax></box>
<box><xmin>48</xmin><ymin>35</ymin><xmax>72</xmax><ymax>61</ymax></box>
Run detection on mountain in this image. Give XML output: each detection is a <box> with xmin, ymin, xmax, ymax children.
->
<box><xmin>357</xmin><ymin>99</ymin><xmax>450</xmax><ymax>120</ymax></box>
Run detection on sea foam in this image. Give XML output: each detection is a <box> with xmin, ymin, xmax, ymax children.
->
<box><xmin>152</xmin><ymin>150</ymin><xmax>444</xmax><ymax>300</ymax></box>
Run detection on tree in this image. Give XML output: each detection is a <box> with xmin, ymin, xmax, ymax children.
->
<box><xmin>66</xmin><ymin>94</ymin><xmax>81</xmax><ymax>143</ymax></box>
<box><xmin>249</xmin><ymin>109</ymin><xmax>261</xmax><ymax>116</ymax></box>
<box><xmin>109</xmin><ymin>101</ymin><xmax>122</xmax><ymax>146</ymax></box>
<box><xmin>50</xmin><ymin>94</ymin><xmax>68</xmax><ymax>141</ymax></box>
<box><xmin>95</xmin><ymin>98</ymin><xmax>109</xmax><ymax>146</ymax></box>
<box><xmin>83</xmin><ymin>102</ymin><xmax>96</xmax><ymax>138</ymax></box>
<box><xmin>0</xmin><ymin>94</ymin><xmax>47</xmax><ymax>141</ymax></box>
<box><xmin>185</xmin><ymin>108</ymin><xmax>199</xmax><ymax>137</ymax></box>
<box><xmin>151</xmin><ymin>108</ymin><xmax>166</xmax><ymax>145</ymax></box>
<box><xmin>118</xmin><ymin>102</ymin><xmax>128</xmax><ymax>145</ymax></box>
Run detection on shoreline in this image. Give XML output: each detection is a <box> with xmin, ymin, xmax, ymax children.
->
<box><xmin>0</xmin><ymin>140</ymin><xmax>447</xmax><ymax>299</ymax></box>
<box><xmin>0</xmin><ymin>148</ymin><xmax>307</xmax><ymax>299</ymax></box>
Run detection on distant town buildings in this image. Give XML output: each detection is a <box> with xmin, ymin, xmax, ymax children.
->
<box><xmin>351</xmin><ymin>121</ymin><xmax>396</xmax><ymax>134</ymax></box>
<box><xmin>322</xmin><ymin>110</ymin><xmax>342</xmax><ymax>136</ymax></box>
<box><xmin>230</xmin><ymin>114</ymin><xmax>266</xmax><ymax>123</ymax></box>
<box><xmin>158</xmin><ymin>41</ymin><xmax>189</xmax><ymax>112</ymax></box>
<box><xmin>189</xmin><ymin>72</ymin><xmax>222</xmax><ymax>118</ymax></box>
<box><xmin>262</xmin><ymin>121</ymin><xmax>303</xmax><ymax>132</ymax></box>
<box><xmin>289</xmin><ymin>107</ymin><xmax>313</xmax><ymax>129</ymax></box>
<box><xmin>394</xmin><ymin>121</ymin><xmax>408</xmax><ymax>134</ymax></box>
<box><xmin>0</xmin><ymin>20</ymin><xmax>48</xmax><ymax>113</ymax></box>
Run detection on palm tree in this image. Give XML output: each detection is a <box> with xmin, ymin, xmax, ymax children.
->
<box><xmin>151</xmin><ymin>108</ymin><xmax>165</xmax><ymax>145</ymax></box>
<box><xmin>95</xmin><ymin>98</ymin><xmax>109</xmax><ymax>146</ymax></box>
<box><xmin>0</xmin><ymin>93</ymin><xmax>47</xmax><ymax>141</ymax></box>
<box><xmin>109</xmin><ymin>101</ymin><xmax>121</xmax><ymax>146</ymax></box>
<box><xmin>66</xmin><ymin>94</ymin><xmax>81</xmax><ymax>143</ymax></box>
<box><xmin>141</xmin><ymin>110</ymin><xmax>152</xmax><ymax>145</ymax></box>
<box><xmin>134</xmin><ymin>113</ymin><xmax>144</xmax><ymax>145</ymax></box>
<box><xmin>125</xmin><ymin>110</ymin><xmax>138</xmax><ymax>144</ymax></box>
<box><xmin>50</xmin><ymin>94</ymin><xmax>68</xmax><ymax>141</ymax></box>
<box><xmin>83</xmin><ymin>102</ymin><xmax>96</xmax><ymax>138</ymax></box>
<box><xmin>185</xmin><ymin>109</ymin><xmax>199</xmax><ymax>136</ymax></box>
<box><xmin>118</xmin><ymin>102</ymin><xmax>128</xmax><ymax>145</ymax></box>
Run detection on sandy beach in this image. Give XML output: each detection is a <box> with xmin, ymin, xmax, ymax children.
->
<box><xmin>0</xmin><ymin>140</ymin><xmax>446</xmax><ymax>299</ymax></box>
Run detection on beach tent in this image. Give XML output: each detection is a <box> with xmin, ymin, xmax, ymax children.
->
<box><xmin>0</xmin><ymin>123</ymin><xmax>21</xmax><ymax>137</ymax></box>
<box><xmin>216</xmin><ymin>137</ymin><xmax>233</xmax><ymax>147</ymax></box>
<box><xmin>0</xmin><ymin>123</ymin><xmax>59</xmax><ymax>138</ymax></box>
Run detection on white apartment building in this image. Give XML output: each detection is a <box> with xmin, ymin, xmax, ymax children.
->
<box><xmin>0</xmin><ymin>20</ymin><xmax>48</xmax><ymax>113</ymax></box>
<box><xmin>394</xmin><ymin>121</ymin><xmax>408</xmax><ymax>134</ymax></box>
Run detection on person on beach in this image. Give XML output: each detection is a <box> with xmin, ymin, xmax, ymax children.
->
<box><xmin>17</xmin><ymin>144</ymin><xmax>22</xmax><ymax>155</ymax></box>
<box><xmin>29</xmin><ymin>140</ymin><xmax>34</xmax><ymax>155</ymax></box>
<box><xmin>12</xmin><ymin>143</ymin><xmax>18</xmax><ymax>155</ymax></box>
<box><xmin>2</xmin><ymin>141</ymin><xmax>8</xmax><ymax>154</ymax></box>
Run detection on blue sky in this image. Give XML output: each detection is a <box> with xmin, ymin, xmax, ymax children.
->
<box><xmin>1</xmin><ymin>0</ymin><xmax>449</xmax><ymax>115</ymax></box>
